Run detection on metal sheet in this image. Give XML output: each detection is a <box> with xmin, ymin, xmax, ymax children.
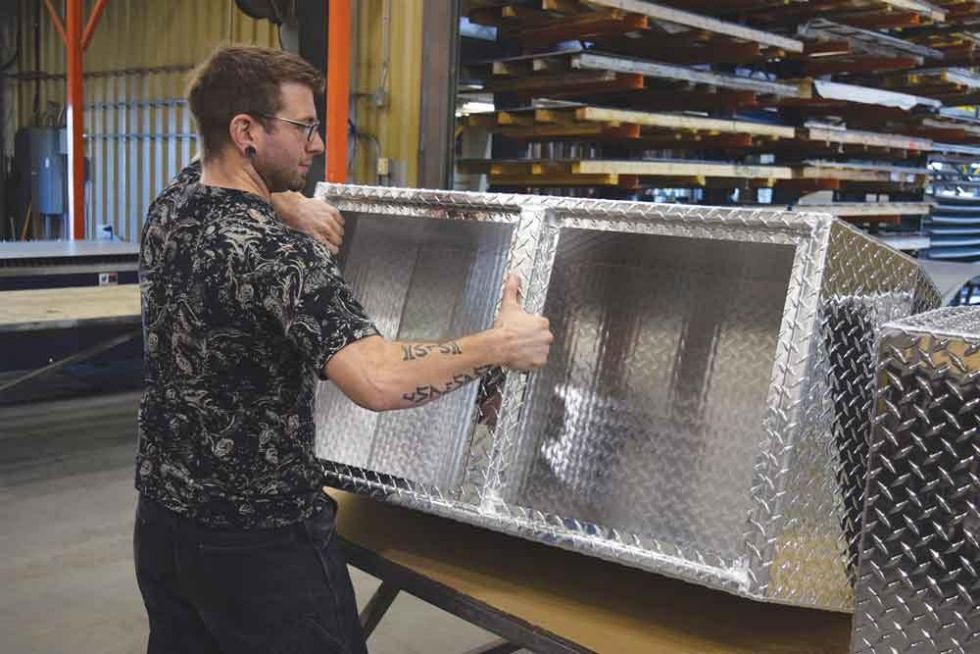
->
<box><xmin>313</xmin><ymin>183</ymin><xmax>940</xmax><ymax>611</ymax></box>
<box><xmin>851</xmin><ymin>307</ymin><xmax>980</xmax><ymax>653</ymax></box>
<box><xmin>497</xmin><ymin>231</ymin><xmax>795</xmax><ymax>571</ymax></box>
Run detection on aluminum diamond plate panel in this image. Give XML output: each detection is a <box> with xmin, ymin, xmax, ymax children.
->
<box><xmin>312</xmin><ymin>191</ymin><xmax>536</xmax><ymax>492</ymax></box>
<box><xmin>851</xmin><ymin>307</ymin><xmax>980</xmax><ymax>653</ymax></box>
<box><xmin>313</xmin><ymin>183</ymin><xmax>940</xmax><ymax>611</ymax></box>
<box><xmin>493</xmin><ymin>230</ymin><xmax>795</xmax><ymax>574</ymax></box>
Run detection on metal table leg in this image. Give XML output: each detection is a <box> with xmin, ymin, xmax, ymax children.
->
<box><xmin>359</xmin><ymin>580</ymin><xmax>400</xmax><ymax>639</ymax></box>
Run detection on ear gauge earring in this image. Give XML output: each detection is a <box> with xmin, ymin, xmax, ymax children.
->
<box><xmin>245</xmin><ymin>146</ymin><xmax>256</xmax><ymax>158</ymax></box>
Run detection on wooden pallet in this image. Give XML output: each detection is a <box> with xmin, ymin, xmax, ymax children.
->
<box><xmin>481</xmin><ymin>51</ymin><xmax>805</xmax><ymax>100</ymax></box>
<box><xmin>797</xmin><ymin>121</ymin><xmax>934</xmax><ymax>153</ymax></box>
<box><xmin>778</xmin><ymin>17</ymin><xmax>944</xmax><ymax>76</ymax></box>
<box><xmin>457</xmin><ymin>157</ymin><xmax>929</xmax><ymax>191</ymax></box>
<box><xmin>766</xmin><ymin>79</ymin><xmax>942</xmax><ymax>112</ymax></box>
<box><xmin>790</xmin><ymin>201</ymin><xmax>933</xmax><ymax>224</ymax></box>
<box><xmin>465</xmin><ymin>106</ymin><xmax>796</xmax><ymax>148</ymax></box>
<box><xmin>897</xmin><ymin>0</ymin><xmax>980</xmax><ymax>42</ymax></box>
<box><xmin>916</xmin><ymin>44</ymin><xmax>980</xmax><ymax>67</ymax></box>
<box><xmin>565</xmin><ymin>88</ymin><xmax>767</xmax><ymax>112</ymax></box>
<box><xmin>457</xmin><ymin>158</ymin><xmax>795</xmax><ymax>187</ymax></box>
<box><xmin>463</xmin><ymin>0</ymin><xmax>944</xmax><ymax>207</ymax></box>
<box><xmin>798</xmin><ymin>18</ymin><xmax>943</xmax><ymax>59</ymax></box>
<box><xmin>931</xmin><ymin>140</ymin><xmax>980</xmax><ymax>156</ymax></box>
<box><xmin>592</xmin><ymin>36</ymin><xmax>774</xmax><ymax>67</ymax></box>
<box><xmin>464</xmin><ymin>106</ymin><xmax>934</xmax><ymax>156</ymax></box>
<box><xmin>467</xmin><ymin>0</ymin><xmax>802</xmax><ymax>63</ymax></box>
<box><xmin>791</xmin><ymin>201</ymin><xmax>933</xmax><ymax>216</ymax></box>
<box><xmin>660</xmin><ymin>0</ymin><xmax>946</xmax><ymax>29</ymax></box>
<box><xmin>796</xmin><ymin>159</ymin><xmax>931</xmax><ymax>183</ymax></box>
<box><xmin>868</xmin><ymin>115</ymin><xmax>980</xmax><ymax>143</ymax></box>
<box><xmin>790</xmin><ymin>51</ymin><xmax>922</xmax><ymax>77</ymax></box>
<box><xmin>859</xmin><ymin>67</ymin><xmax>980</xmax><ymax>104</ymax></box>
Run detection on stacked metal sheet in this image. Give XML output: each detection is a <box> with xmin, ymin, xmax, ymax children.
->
<box><xmin>851</xmin><ymin>307</ymin><xmax>980</xmax><ymax>652</ymax></box>
<box><xmin>924</xmin><ymin>194</ymin><xmax>980</xmax><ymax>262</ymax></box>
<box><xmin>313</xmin><ymin>184</ymin><xmax>940</xmax><ymax>611</ymax></box>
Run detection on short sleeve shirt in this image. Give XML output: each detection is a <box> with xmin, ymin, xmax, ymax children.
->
<box><xmin>135</xmin><ymin>162</ymin><xmax>378</xmax><ymax>528</ymax></box>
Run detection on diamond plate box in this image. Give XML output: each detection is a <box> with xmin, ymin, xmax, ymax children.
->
<box><xmin>851</xmin><ymin>307</ymin><xmax>980</xmax><ymax>652</ymax></box>
<box><xmin>313</xmin><ymin>184</ymin><xmax>940</xmax><ymax>611</ymax></box>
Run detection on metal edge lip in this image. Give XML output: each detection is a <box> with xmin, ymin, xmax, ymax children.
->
<box><xmin>325</xmin><ymin>470</ymin><xmax>753</xmax><ymax>596</ymax></box>
<box><xmin>884</xmin><ymin>307</ymin><xmax>980</xmax><ymax>344</ymax></box>
<box><xmin>831</xmin><ymin>220</ymin><xmax>938</xmax><ymax>282</ymax></box>
<box><xmin>316</xmin><ymin>183</ymin><xmax>532</xmax><ymax>211</ymax></box>
<box><xmin>315</xmin><ymin>182</ymin><xmax>828</xmax><ymax>236</ymax></box>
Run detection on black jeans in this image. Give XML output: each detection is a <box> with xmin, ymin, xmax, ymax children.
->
<box><xmin>134</xmin><ymin>495</ymin><xmax>367</xmax><ymax>654</ymax></box>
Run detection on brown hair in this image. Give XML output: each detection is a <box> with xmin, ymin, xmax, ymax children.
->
<box><xmin>186</xmin><ymin>45</ymin><xmax>324</xmax><ymax>159</ymax></box>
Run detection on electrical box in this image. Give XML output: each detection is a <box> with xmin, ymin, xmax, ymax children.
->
<box><xmin>14</xmin><ymin>127</ymin><xmax>67</xmax><ymax>217</ymax></box>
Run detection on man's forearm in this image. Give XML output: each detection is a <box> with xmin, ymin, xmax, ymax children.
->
<box><xmin>269</xmin><ymin>190</ymin><xmax>300</xmax><ymax>212</ymax></box>
<box><xmin>370</xmin><ymin>331</ymin><xmax>509</xmax><ymax>410</ymax></box>
<box><xmin>325</xmin><ymin>276</ymin><xmax>551</xmax><ymax>411</ymax></box>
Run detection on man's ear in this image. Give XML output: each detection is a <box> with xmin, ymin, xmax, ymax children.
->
<box><xmin>229</xmin><ymin>113</ymin><xmax>259</xmax><ymax>157</ymax></box>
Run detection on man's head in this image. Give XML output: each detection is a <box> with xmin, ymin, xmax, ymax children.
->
<box><xmin>187</xmin><ymin>45</ymin><xmax>325</xmax><ymax>192</ymax></box>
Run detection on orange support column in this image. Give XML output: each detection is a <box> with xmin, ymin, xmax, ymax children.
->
<box><xmin>326</xmin><ymin>0</ymin><xmax>351</xmax><ymax>183</ymax></box>
<box><xmin>44</xmin><ymin>0</ymin><xmax>106</xmax><ymax>240</ymax></box>
<box><xmin>66</xmin><ymin>0</ymin><xmax>85</xmax><ymax>239</ymax></box>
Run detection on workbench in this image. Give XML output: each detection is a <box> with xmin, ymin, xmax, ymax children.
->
<box><xmin>330</xmin><ymin>490</ymin><xmax>852</xmax><ymax>654</ymax></box>
<box><xmin>0</xmin><ymin>284</ymin><xmax>141</xmax><ymax>395</ymax></box>
<box><xmin>0</xmin><ymin>240</ymin><xmax>139</xmax><ymax>290</ymax></box>
<box><xmin>0</xmin><ymin>284</ymin><xmax>140</xmax><ymax>332</ymax></box>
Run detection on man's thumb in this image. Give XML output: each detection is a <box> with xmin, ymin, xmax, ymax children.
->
<box><xmin>502</xmin><ymin>274</ymin><xmax>522</xmax><ymax>307</ymax></box>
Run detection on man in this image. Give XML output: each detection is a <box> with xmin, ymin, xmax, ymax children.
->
<box><xmin>134</xmin><ymin>45</ymin><xmax>553</xmax><ymax>654</ymax></box>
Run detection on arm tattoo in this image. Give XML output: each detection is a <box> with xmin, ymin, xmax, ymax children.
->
<box><xmin>402</xmin><ymin>365</ymin><xmax>494</xmax><ymax>405</ymax></box>
<box><xmin>401</xmin><ymin>340</ymin><xmax>463</xmax><ymax>361</ymax></box>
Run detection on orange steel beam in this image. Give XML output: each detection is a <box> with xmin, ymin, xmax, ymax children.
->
<box><xmin>42</xmin><ymin>0</ymin><xmax>68</xmax><ymax>46</ymax></box>
<box><xmin>45</xmin><ymin>0</ymin><xmax>106</xmax><ymax>239</ymax></box>
<box><xmin>66</xmin><ymin>0</ymin><xmax>86</xmax><ymax>239</ymax></box>
<box><xmin>326</xmin><ymin>0</ymin><xmax>351</xmax><ymax>183</ymax></box>
<box><xmin>81</xmin><ymin>0</ymin><xmax>109</xmax><ymax>51</ymax></box>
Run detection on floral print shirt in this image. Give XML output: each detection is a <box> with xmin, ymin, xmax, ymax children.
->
<box><xmin>136</xmin><ymin>162</ymin><xmax>377</xmax><ymax>528</ymax></box>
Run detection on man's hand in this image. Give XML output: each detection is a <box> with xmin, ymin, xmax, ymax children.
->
<box><xmin>325</xmin><ymin>274</ymin><xmax>552</xmax><ymax>412</ymax></box>
<box><xmin>270</xmin><ymin>192</ymin><xmax>345</xmax><ymax>254</ymax></box>
<box><xmin>493</xmin><ymin>275</ymin><xmax>553</xmax><ymax>372</ymax></box>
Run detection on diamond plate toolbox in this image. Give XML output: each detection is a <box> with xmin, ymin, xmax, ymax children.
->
<box><xmin>313</xmin><ymin>183</ymin><xmax>940</xmax><ymax>611</ymax></box>
<box><xmin>852</xmin><ymin>307</ymin><xmax>980</xmax><ymax>652</ymax></box>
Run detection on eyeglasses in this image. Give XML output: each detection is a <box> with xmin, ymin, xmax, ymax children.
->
<box><xmin>257</xmin><ymin>113</ymin><xmax>320</xmax><ymax>143</ymax></box>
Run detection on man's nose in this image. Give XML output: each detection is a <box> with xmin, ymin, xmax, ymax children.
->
<box><xmin>308</xmin><ymin>130</ymin><xmax>325</xmax><ymax>155</ymax></box>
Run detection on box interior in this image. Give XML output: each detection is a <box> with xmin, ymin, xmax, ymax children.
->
<box><xmin>315</xmin><ymin>213</ymin><xmax>513</xmax><ymax>489</ymax></box>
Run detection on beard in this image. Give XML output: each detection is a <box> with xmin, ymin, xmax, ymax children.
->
<box><xmin>254</xmin><ymin>156</ymin><xmax>307</xmax><ymax>193</ymax></box>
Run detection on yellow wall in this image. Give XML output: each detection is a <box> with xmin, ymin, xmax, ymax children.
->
<box><xmin>352</xmin><ymin>0</ymin><xmax>423</xmax><ymax>187</ymax></box>
<box><xmin>15</xmin><ymin>0</ymin><xmax>279</xmax><ymax>131</ymax></box>
<box><xmin>10</xmin><ymin>0</ymin><xmax>278</xmax><ymax>240</ymax></box>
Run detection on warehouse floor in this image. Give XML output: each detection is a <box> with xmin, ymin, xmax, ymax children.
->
<box><xmin>0</xmin><ymin>392</ymin><xmax>511</xmax><ymax>654</ymax></box>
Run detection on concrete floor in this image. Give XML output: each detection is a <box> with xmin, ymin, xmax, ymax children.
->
<box><xmin>0</xmin><ymin>392</ymin><xmax>510</xmax><ymax>653</ymax></box>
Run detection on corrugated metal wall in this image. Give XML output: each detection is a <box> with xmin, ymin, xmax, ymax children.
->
<box><xmin>352</xmin><ymin>0</ymin><xmax>423</xmax><ymax>187</ymax></box>
<box><xmin>9</xmin><ymin>0</ymin><xmax>278</xmax><ymax>241</ymax></box>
